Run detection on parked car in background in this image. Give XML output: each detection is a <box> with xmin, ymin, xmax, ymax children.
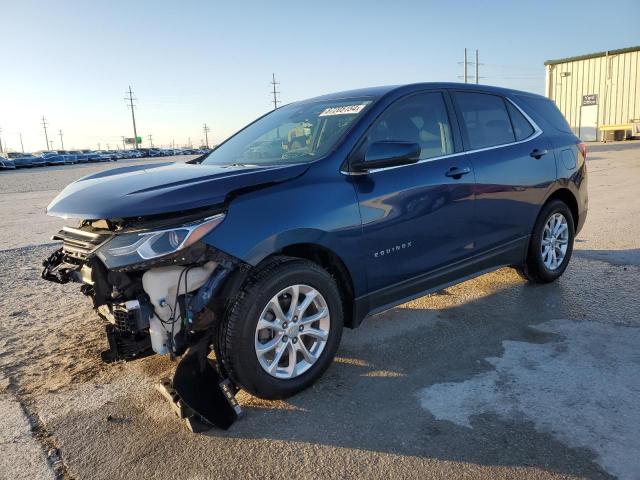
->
<box><xmin>58</xmin><ymin>150</ymin><xmax>79</xmax><ymax>165</ymax></box>
<box><xmin>94</xmin><ymin>150</ymin><xmax>116</xmax><ymax>162</ymax></box>
<box><xmin>81</xmin><ymin>150</ymin><xmax>102</xmax><ymax>162</ymax></box>
<box><xmin>0</xmin><ymin>154</ymin><xmax>16</xmax><ymax>169</ymax></box>
<box><xmin>147</xmin><ymin>148</ymin><xmax>163</xmax><ymax>157</ymax></box>
<box><xmin>1</xmin><ymin>152</ymin><xmax>45</xmax><ymax>168</ymax></box>
<box><xmin>67</xmin><ymin>150</ymin><xmax>88</xmax><ymax>163</ymax></box>
<box><xmin>35</xmin><ymin>151</ymin><xmax>66</xmax><ymax>166</ymax></box>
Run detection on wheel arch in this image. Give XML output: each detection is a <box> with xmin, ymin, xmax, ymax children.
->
<box><xmin>271</xmin><ymin>243</ymin><xmax>356</xmax><ymax>329</ymax></box>
<box><xmin>543</xmin><ymin>187</ymin><xmax>579</xmax><ymax>229</ymax></box>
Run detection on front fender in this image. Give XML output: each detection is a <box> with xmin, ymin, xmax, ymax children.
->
<box><xmin>202</xmin><ymin>166</ymin><xmax>367</xmax><ymax>296</ymax></box>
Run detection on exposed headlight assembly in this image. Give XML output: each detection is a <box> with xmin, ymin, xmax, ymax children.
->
<box><xmin>97</xmin><ymin>214</ymin><xmax>225</xmax><ymax>268</ymax></box>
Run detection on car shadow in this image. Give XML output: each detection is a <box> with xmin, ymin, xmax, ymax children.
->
<box><xmin>200</xmin><ymin>266</ymin><xmax>619</xmax><ymax>479</ymax></box>
<box><xmin>573</xmin><ymin>248</ymin><xmax>640</xmax><ymax>267</ymax></box>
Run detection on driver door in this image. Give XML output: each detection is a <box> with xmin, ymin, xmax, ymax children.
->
<box><xmin>350</xmin><ymin>91</ymin><xmax>476</xmax><ymax>310</ymax></box>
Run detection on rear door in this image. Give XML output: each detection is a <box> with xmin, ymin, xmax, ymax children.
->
<box><xmin>451</xmin><ymin>91</ymin><xmax>556</xmax><ymax>253</ymax></box>
<box><xmin>350</xmin><ymin>91</ymin><xmax>475</xmax><ymax>307</ymax></box>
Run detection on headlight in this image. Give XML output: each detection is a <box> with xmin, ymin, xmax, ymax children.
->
<box><xmin>96</xmin><ymin>214</ymin><xmax>225</xmax><ymax>268</ymax></box>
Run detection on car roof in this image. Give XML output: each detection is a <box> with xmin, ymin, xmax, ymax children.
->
<box><xmin>298</xmin><ymin>82</ymin><xmax>547</xmax><ymax>104</ymax></box>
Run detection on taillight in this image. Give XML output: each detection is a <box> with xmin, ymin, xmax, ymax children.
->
<box><xmin>577</xmin><ymin>142</ymin><xmax>587</xmax><ymax>160</ymax></box>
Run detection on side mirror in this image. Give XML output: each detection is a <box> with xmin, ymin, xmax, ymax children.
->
<box><xmin>351</xmin><ymin>141</ymin><xmax>421</xmax><ymax>172</ymax></box>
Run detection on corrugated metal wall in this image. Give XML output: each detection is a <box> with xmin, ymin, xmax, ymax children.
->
<box><xmin>545</xmin><ymin>49</ymin><xmax>640</xmax><ymax>141</ymax></box>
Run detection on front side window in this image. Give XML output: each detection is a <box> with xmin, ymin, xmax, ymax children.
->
<box><xmin>202</xmin><ymin>98</ymin><xmax>374</xmax><ymax>167</ymax></box>
<box><xmin>364</xmin><ymin>92</ymin><xmax>454</xmax><ymax>160</ymax></box>
<box><xmin>455</xmin><ymin>92</ymin><xmax>515</xmax><ymax>150</ymax></box>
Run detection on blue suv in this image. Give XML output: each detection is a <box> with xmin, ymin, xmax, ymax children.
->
<box><xmin>42</xmin><ymin>83</ymin><xmax>587</xmax><ymax>401</ymax></box>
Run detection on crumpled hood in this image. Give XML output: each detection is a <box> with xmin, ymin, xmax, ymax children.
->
<box><xmin>47</xmin><ymin>162</ymin><xmax>308</xmax><ymax>219</ymax></box>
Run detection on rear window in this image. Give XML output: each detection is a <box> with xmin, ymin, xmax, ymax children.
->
<box><xmin>518</xmin><ymin>96</ymin><xmax>572</xmax><ymax>133</ymax></box>
<box><xmin>455</xmin><ymin>92</ymin><xmax>515</xmax><ymax>150</ymax></box>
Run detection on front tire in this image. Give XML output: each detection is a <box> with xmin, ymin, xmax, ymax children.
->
<box><xmin>519</xmin><ymin>199</ymin><xmax>575</xmax><ymax>283</ymax></box>
<box><xmin>221</xmin><ymin>256</ymin><xmax>343</xmax><ymax>399</ymax></box>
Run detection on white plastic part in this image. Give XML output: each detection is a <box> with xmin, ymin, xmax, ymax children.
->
<box><xmin>142</xmin><ymin>261</ymin><xmax>218</xmax><ymax>355</ymax></box>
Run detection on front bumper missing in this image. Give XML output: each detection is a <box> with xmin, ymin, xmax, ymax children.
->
<box><xmin>41</xmin><ymin>244</ymin><xmax>247</xmax><ymax>431</ymax></box>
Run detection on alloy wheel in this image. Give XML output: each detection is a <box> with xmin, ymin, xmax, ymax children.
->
<box><xmin>254</xmin><ymin>284</ymin><xmax>330</xmax><ymax>379</ymax></box>
<box><xmin>541</xmin><ymin>212</ymin><xmax>569</xmax><ymax>270</ymax></box>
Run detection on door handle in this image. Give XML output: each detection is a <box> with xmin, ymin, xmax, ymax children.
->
<box><xmin>445</xmin><ymin>166</ymin><xmax>471</xmax><ymax>179</ymax></box>
<box><xmin>530</xmin><ymin>148</ymin><xmax>548</xmax><ymax>159</ymax></box>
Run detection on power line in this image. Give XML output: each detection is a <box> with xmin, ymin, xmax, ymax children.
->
<box><xmin>270</xmin><ymin>73</ymin><xmax>280</xmax><ymax>109</ymax></box>
<box><xmin>41</xmin><ymin>116</ymin><xmax>50</xmax><ymax>150</ymax></box>
<box><xmin>58</xmin><ymin>129</ymin><xmax>64</xmax><ymax>150</ymax></box>
<box><xmin>124</xmin><ymin>86</ymin><xmax>140</xmax><ymax>149</ymax></box>
<box><xmin>203</xmin><ymin>123</ymin><xmax>211</xmax><ymax>148</ymax></box>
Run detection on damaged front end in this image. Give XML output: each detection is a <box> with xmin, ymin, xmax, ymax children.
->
<box><xmin>42</xmin><ymin>212</ymin><xmax>248</xmax><ymax>430</ymax></box>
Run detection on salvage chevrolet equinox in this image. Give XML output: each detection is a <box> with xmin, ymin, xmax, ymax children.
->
<box><xmin>43</xmin><ymin>83</ymin><xmax>587</xmax><ymax>403</ymax></box>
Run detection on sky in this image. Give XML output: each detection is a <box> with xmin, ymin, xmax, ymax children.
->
<box><xmin>1</xmin><ymin>0</ymin><xmax>638</xmax><ymax>152</ymax></box>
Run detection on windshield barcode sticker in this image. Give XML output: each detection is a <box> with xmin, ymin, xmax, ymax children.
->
<box><xmin>319</xmin><ymin>104</ymin><xmax>367</xmax><ymax>117</ymax></box>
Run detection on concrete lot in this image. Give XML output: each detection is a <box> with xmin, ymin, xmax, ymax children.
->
<box><xmin>0</xmin><ymin>144</ymin><xmax>639</xmax><ymax>479</ymax></box>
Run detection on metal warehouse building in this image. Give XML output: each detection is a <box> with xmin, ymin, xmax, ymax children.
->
<box><xmin>545</xmin><ymin>46</ymin><xmax>640</xmax><ymax>141</ymax></box>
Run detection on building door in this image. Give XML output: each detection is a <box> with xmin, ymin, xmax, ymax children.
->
<box><xmin>579</xmin><ymin>103</ymin><xmax>598</xmax><ymax>141</ymax></box>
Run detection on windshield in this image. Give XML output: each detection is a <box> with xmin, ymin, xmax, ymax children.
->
<box><xmin>202</xmin><ymin>98</ymin><xmax>373</xmax><ymax>167</ymax></box>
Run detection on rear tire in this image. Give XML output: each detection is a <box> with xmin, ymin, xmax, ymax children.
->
<box><xmin>220</xmin><ymin>256</ymin><xmax>343</xmax><ymax>399</ymax></box>
<box><xmin>518</xmin><ymin>199</ymin><xmax>575</xmax><ymax>283</ymax></box>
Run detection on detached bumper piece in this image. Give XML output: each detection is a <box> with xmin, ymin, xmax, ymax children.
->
<box><xmin>156</xmin><ymin>355</ymin><xmax>242</xmax><ymax>432</ymax></box>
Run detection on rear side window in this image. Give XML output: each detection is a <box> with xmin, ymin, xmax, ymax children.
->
<box><xmin>455</xmin><ymin>92</ymin><xmax>515</xmax><ymax>149</ymax></box>
<box><xmin>518</xmin><ymin>96</ymin><xmax>572</xmax><ymax>133</ymax></box>
<box><xmin>506</xmin><ymin>101</ymin><xmax>535</xmax><ymax>140</ymax></box>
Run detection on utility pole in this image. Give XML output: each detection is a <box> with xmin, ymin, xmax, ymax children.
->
<box><xmin>124</xmin><ymin>86</ymin><xmax>139</xmax><ymax>148</ymax></box>
<box><xmin>41</xmin><ymin>116</ymin><xmax>50</xmax><ymax>150</ymax></box>
<box><xmin>49</xmin><ymin>140</ymin><xmax>54</xmax><ymax>150</ymax></box>
<box><xmin>19</xmin><ymin>132</ymin><xmax>24</xmax><ymax>153</ymax></box>
<box><xmin>98</xmin><ymin>142</ymin><xmax>101</xmax><ymax>150</ymax></box>
<box><xmin>147</xmin><ymin>134</ymin><xmax>153</xmax><ymax>147</ymax></box>
<box><xmin>270</xmin><ymin>73</ymin><xmax>280</xmax><ymax>109</ymax></box>
<box><xmin>121</xmin><ymin>136</ymin><xmax>126</xmax><ymax>149</ymax></box>
<box><xmin>58</xmin><ymin>129</ymin><xmax>64</xmax><ymax>150</ymax></box>
<box><xmin>464</xmin><ymin>48</ymin><xmax>468</xmax><ymax>83</ymax></box>
<box><xmin>459</xmin><ymin>48</ymin><xmax>482</xmax><ymax>84</ymax></box>
<box><xmin>0</xmin><ymin>127</ymin><xmax>3</xmax><ymax>153</ymax></box>
<box><xmin>188</xmin><ymin>136</ymin><xmax>191</xmax><ymax>148</ymax></box>
<box><xmin>203</xmin><ymin>123</ymin><xmax>210</xmax><ymax>148</ymax></box>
